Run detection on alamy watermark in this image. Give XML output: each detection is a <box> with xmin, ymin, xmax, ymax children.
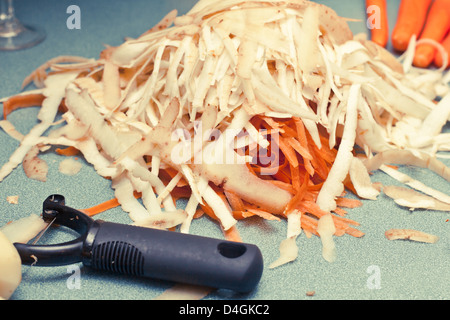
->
<box><xmin>66</xmin><ymin>5</ymin><xmax>81</xmax><ymax>30</ymax></box>
<box><xmin>366</xmin><ymin>265</ymin><xmax>381</xmax><ymax>290</ymax></box>
<box><xmin>366</xmin><ymin>4</ymin><xmax>382</xmax><ymax>30</ymax></box>
<box><xmin>66</xmin><ymin>265</ymin><xmax>81</xmax><ymax>290</ymax></box>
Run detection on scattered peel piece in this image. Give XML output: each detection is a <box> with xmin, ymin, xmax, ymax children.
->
<box><xmin>316</xmin><ymin>214</ymin><xmax>337</xmax><ymax>263</ymax></box>
<box><xmin>363</xmin><ymin>150</ymin><xmax>450</xmax><ymax>183</ymax></box>
<box><xmin>349</xmin><ymin>156</ymin><xmax>380</xmax><ymax>200</ymax></box>
<box><xmin>6</xmin><ymin>195</ymin><xmax>19</xmax><ymax>204</ymax></box>
<box><xmin>132</xmin><ymin>209</ymin><xmax>187</xmax><ymax>230</ymax></box>
<box><xmin>380</xmin><ymin>165</ymin><xmax>450</xmax><ymax>205</ymax></box>
<box><xmin>385</xmin><ymin>228</ymin><xmax>439</xmax><ymax>244</ymax></box>
<box><xmin>0</xmin><ymin>231</ymin><xmax>22</xmax><ymax>300</ymax></box>
<box><xmin>306</xmin><ymin>290</ymin><xmax>316</xmax><ymax>297</ymax></box>
<box><xmin>22</xmin><ymin>145</ymin><xmax>48</xmax><ymax>182</ymax></box>
<box><xmin>152</xmin><ymin>283</ymin><xmax>213</xmax><ymax>300</ymax></box>
<box><xmin>383</xmin><ymin>185</ymin><xmax>450</xmax><ymax>211</ymax></box>
<box><xmin>58</xmin><ymin>158</ymin><xmax>82</xmax><ymax>176</ymax></box>
<box><xmin>269</xmin><ymin>236</ymin><xmax>298</xmax><ymax>269</ymax></box>
<box><xmin>0</xmin><ymin>120</ymin><xmax>24</xmax><ymax>142</ymax></box>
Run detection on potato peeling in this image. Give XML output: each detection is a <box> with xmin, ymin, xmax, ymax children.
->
<box><xmin>385</xmin><ymin>228</ymin><xmax>439</xmax><ymax>244</ymax></box>
<box><xmin>383</xmin><ymin>185</ymin><xmax>450</xmax><ymax>211</ymax></box>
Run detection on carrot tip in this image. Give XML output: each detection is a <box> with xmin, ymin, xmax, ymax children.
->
<box><xmin>413</xmin><ymin>46</ymin><xmax>437</xmax><ymax>68</ymax></box>
<box><xmin>413</xmin><ymin>54</ymin><xmax>433</xmax><ymax>68</ymax></box>
<box><xmin>391</xmin><ymin>38</ymin><xmax>408</xmax><ymax>52</ymax></box>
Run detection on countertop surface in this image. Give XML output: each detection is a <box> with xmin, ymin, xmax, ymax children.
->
<box><xmin>1</xmin><ymin>0</ymin><xmax>449</xmax><ymax>300</ymax></box>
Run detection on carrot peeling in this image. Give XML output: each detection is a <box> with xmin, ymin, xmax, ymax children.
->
<box><xmin>81</xmin><ymin>198</ymin><xmax>121</xmax><ymax>216</ymax></box>
<box><xmin>2</xmin><ymin>93</ymin><xmax>45</xmax><ymax>119</ymax></box>
<box><xmin>82</xmin><ymin>191</ymin><xmax>141</xmax><ymax>216</ymax></box>
<box><xmin>55</xmin><ymin>146</ymin><xmax>80</xmax><ymax>156</ymax></box>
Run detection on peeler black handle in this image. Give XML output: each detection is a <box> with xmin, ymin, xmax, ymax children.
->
<box><xmin>14</xmin><ymin>194</ymin><xmax>263</xmax><ymax>293</ymax></box>
<box><xmin>84</xmin><ymin>220</ymin><xmax>263</xmax><ymax>292</ymax></box>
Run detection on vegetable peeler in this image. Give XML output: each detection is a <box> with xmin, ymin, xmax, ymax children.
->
<box><xmin>14</xmin><ymin>194</ymin><xmax>264</xmax><ymax>293</ymax></box>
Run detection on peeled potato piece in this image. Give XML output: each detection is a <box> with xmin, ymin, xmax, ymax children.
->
<box><xmin>0</xmin><ymin>213</ymin><xmax>47</xmax><ymax>244</ymax></box>
<box><xmin>317</xmin><ymin>214</ymin><xmax>337</xmax><ymax>263</ymax></box>
<box><xmin>0</xmin><ymin>231</ymin><xmax>22</xmax><ymax>300</ymax></box>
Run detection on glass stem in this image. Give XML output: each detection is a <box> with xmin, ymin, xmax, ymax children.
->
<box><xmin>0</xmin><ymin>0</ymin><xmax>25</xmax><ymax>37</ymax></box>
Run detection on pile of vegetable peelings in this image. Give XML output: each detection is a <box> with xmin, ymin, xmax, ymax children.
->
<box><xmin>1</xmin><ymin>0</ymin><xmax>450</xmax><ymax>299</ymax></box>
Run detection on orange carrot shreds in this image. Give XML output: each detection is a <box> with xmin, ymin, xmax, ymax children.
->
<box><xmin>266</xmin><ymin>179</ymin><xmax>295</xmax><ymax>194</ymax></box>
<box><xmin>308</xmin><ymin>145</ymin><xmax>332</xmax><ymax>180</ymax></box>
<box><xmin>243</xmin><ymin>208</ymin><xmax>281</xmax><ymax>221</ymax></box>
<box><xmin>366</xmin><ymin>0</ymin><xmax>389</xmax><ymax>48</ymax></box>
<box><xmin>335</xmin><ymin>197</ymin><xmax>363</xmax><ymax>209</ymax></box>
<box><xmin>334</xmin><ymin>228</ymin><xmax>346</xmax><ymax>237</ymax></box>
<box><xmin>163</xmin><ymin>166</ymin><xmax>182</xmax><ymax>179</ymax></box>
<box><xmin>300</xmin><ymin>213</ymin><xmax>356</xmax><ymax>238</ymax></box>
<box><xmin>284</xmin><ymin>136</ymin><xmax>313</xmax><ymax>161</ymax></box>
<box><xmin>224</xmin><ymin>190</ymin><xmax>245</xmax><ymax>212</ymax></box>
<box><xmin>297</xmin><ymin>199</ymin><xmax>361</xmax><ymax>236</ymax></box>
<box><xmin>300</xmin><ymin>214</ymin><xmax>320</xmax><ymax>237</ymax></box>
<box><xmin>333</xmin><ymin>207</ymin><xmax>347</xmax><ymax>216</ymax></box>
<box><xmin>284</xmin><ymin>174</ymin><xmax>310</xmax><ymax>214</ymax></box>
<box><xmin>2</xmin><ymin>93</ymin><xmax>45</xmax><ymax>119</ymax></box>
<box><xmin>302</xmin><ymin>212</ymin><xmax>360</xmax><ymax>238</ymax></box>
<box><xmin>292</xmin><ymin>118</ymin><xmax>308</xmax><ymax>146</ymax></box>
<box><xmin>55</xmin><ymin>146</ymin><xmax>80</xmax><ymax>156</ymax></box>
<box><xmin>231</xmin><ymin>210</ymin><xmax>247</xmax><ymax>220</ymax></box>
<box><xmin>278</xmin><ymin>136</ymin><xmax>299</xmax><ymax>168</ymax></box>
<box><xmin>193</xmin><ymin>207</ymin><xmax>205</xmax><ymax>219</ymax></box>
<box><xmin>168</xmin><ymin>185</ymin><xmax>192</xmax><ymax>201</ymax></box>
<box><xmin>292</xmin><ymin>118</ymin><xmax>315</xmax><ymax>176</ymax></box>
<box><xmin>246</xmin><ymin>162</ymin><xmax>259</xmax><ymax>177</ymax></box>
<box><xmin>200</xmin><ymin>203</ymin><xmax>219</xmax><ymax>221</ymax></box>
<box><xmin>297</xmin><ymin>201</ymin><xmax>329</xmax><ymax>219</ymax></box>
<box><xmin>316</xmin><ymin>135</ymin><xmax>338</xmax><ymax>164</ymax></box>
<box><xmin>434</xmin><ymin>31</ymin><xmax>450</xmax><ymax>68</ymax></box>
<box><xmin>260</xmin><ymin>116</ymin><xmax>284</xmax><ymax>133</ymax></box>
<box><xmin>278</xmin><ymin>123</ymin><xmax>298</xmax><ymax>138</ymax></box>
<box><xmin>222</xmin><ymin>225</ymin><xmax>242</xmax><ymax>242</ymax></box>
<box><xmin>82</xmin><ymin>191</ymin><xmax>142</xmax><ymax>217</ymax></box>
<box><xmin>391</xmin><ymin>0</ymin><xmax>432</xmax><ymax>52</ymax></box>
<box><xmin>336</xmin><ymin>214</ymin><xmax>361</xmax><ymax>227</ymax></box>
<box><xmin>413</xmin><ymin>0</ymin><xmax>450</xmax><ymax>68</ymax></box>
<box><xmin>345</xmin><ymin>227</ymin><xmax>365</xmax><ymax>238</ymax></box>
<box><xmin>273</xmin><ymin>164</ymin><xmax>292</xmax><ymax>184</ymax></box>
<box><xmin>289</xmin><ymin>163</ymin><xmax>302</xmax><ymax>192</ymax></box>
<box><xmin>83</xmin><ymin>197</ymin><xmax>121</xmax><ymax>216</ymax></box>
<box><xmin>159</xmin><ymin>167</ymin><xmax>188</xmax><ymax>188</ymax></box>
<box><xmin>303</xmin><ymin>135</ymin><xmax>336</xmax><ymax>176</ymax></box>
<box><xmin>342</xmin><ymin>174</ymin><xmax>358</xmax><ymax>195</ymax></box>
<box><xmin>58</xmin><ymin>98</ymin><xmax>69</xmax><ymax>114</ymax></box>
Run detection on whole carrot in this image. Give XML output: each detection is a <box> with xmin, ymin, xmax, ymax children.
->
<box><xmin>391</xmin><ymin>0</ymin><xmax>432</xmax><ymax>52</ymax></box>
<box><xmin>434</xmin><ymin>32</ymin><xmax>450</xmax><ymax>68</ymax></box>
<box><xmin>366</xmin><ymin>0</ymin><xmax>389</xmax><ymax>47</ymax></box>
<box><xmin>413</xmin><ymin>0</ymin><xmax>450</xmax><ymax>68</ymax></box>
